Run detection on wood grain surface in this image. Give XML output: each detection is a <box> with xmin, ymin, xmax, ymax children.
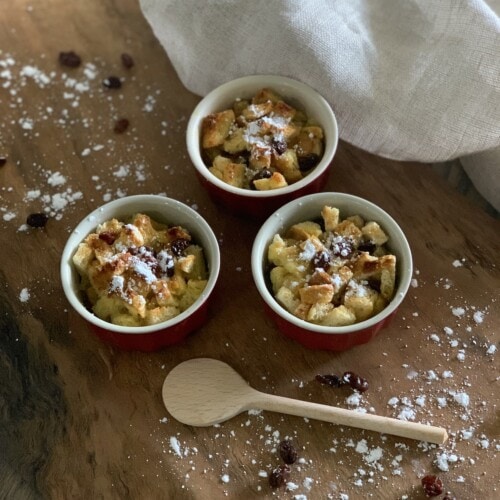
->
<box><xmin>0</xmin><ymin>1</ymin><xmax>498</xmax><ymax>499</ymax></box>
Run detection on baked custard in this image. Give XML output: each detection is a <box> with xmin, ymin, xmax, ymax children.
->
<box><xmin>267</xmin><ymin>206</ymin><xmax>397</xmax><ymax>326</ymax></box>
<box><xmin>72</xmin><ymin>213</ymin><xmax>208</xmax><ymax>326</ymax></box>
<box><xmin>201</xmin><ymin>88</ymin><xmax>324</xmax><ymax>190</ymax></box>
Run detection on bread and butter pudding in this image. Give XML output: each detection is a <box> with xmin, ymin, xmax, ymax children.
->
<box><xmin>72</xmin><ymin>213</ymin><xmax>208</xmax><ymax>327</ymax></box>
<box><xmin>200</xmin><ymin>88</ymin><xmax>325</xmax><ymax>190</ymax></box>
<box><xmin>267</xmin><ymin>206</ymin><xmax>397</xmax><ymax>326</ymax></box>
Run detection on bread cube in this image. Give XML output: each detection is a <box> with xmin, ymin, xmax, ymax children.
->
<box><xmin>299</xmin><ymin>284</ymin><xmax>334</xmax><ymax>304</ymax></box>
<box><xmin>320</xmin><ymin>305</ymin><xmax>357</xmax><ymax>326</ymax></box>
<box><xmin>276</xmin><ymin>286</ymin><xmax>300</xmax><ymax>313</ymax></box>
<box><xmin>295</xmin><ymin>126</ymin><xmax>324</xmax><ymax>157</ymax></box>
<box><xmin>241</xmin><ymin>101</ymin><xmax>273</xmax><ymax>120</ymax></box>
<box><xmin>273</xmin><ymin>149</ymin><xmax>302</xmax><ymax>183</ymax></box>
<box><xmin>202</xmin><ymin>109</ymin><xmax>235</xmax><ymax>148</ymax></box>
<box><xmin>321</xmin><ymin>206</ymin><xmax>339</xmax><ymax>231</ymax></box>
<box><xmin>252</xmin><ymin>88</ymin><xmax>283</xmax><ymax>104</ymax></box>
<box><xmin>249</xmin><ymin>144</ymin><xmax>272</xmax><ymax>170</ymax></box>
<box><xmin>72</xmin><ymin>242</ymin><xmax>94</xmax><ymax>276</ymax></box>
<box><xmin>253</xmin><ymin>171</ymin><xmax>287</xmax><ymax>190</ymax></box>
<box><xmin>209</xmin><ymin>155</ymin><xmax>246</xmax><ymax>188</ymax></box>
<box><xmin>223</xmin><ymin>127</ymin><xmax>248</xmax><ymax>154</ymax></box>
<box><xmin>344</xmin><ymin>281</ymin><xmax>379</xmax><ymax>321</ymax></box>
<box><xmin>286</xmin><ymin>221</ymin><xmax>322</xmax><ymax>240</ymax></box>
<box><xmin>362</xmin><ymin>221</ymin><xmax>388</xmax><ymax>245</ymax></box>
<box><xmin>307</xmin><ymin>302</ymin><xmax>334</xmax><ymax>322</ymax></box>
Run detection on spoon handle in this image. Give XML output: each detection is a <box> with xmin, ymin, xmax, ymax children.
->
<box><xmin>253</xmin><ymin>392</ymin><xmax>448</xmax><ymax>444</ymax></box>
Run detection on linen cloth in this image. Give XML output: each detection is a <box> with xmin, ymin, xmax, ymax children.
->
<box><xmin>140</xmin><ymin>0</ymin><xmax>500</xmax><ymax>210</ymax></box>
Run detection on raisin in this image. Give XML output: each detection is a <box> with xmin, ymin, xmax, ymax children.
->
<box><xmin>342</xmin><ymin>371</ymin><xmax>369</xmax><ymax>392</ymax></box>
<box><xmin>278</xmin><ymin>440</ymin><xmax>298</xmax><ymax>465</ymax></box>
<box><xmin>271</xmin><ymin>138</ymin><xmax>287</xmax><ymax>155</ymax></box>
<box><xmin>103</xmin><ymin>76</ymin><xmax>122</xmax><ymax>89</ymax></box>
<box><xmin>442</xmin><ymin>494</ymin><xmax>456</xmax><ymax>500</ymax></box>
<box><xmin>0</xmin><ymin>156</ymin><xmax>7</xmax><ymax>167</ymax></box>
<box><xmin>298</xmin><ymin>153</ymin><xmax>320</xmax><ymax>171</ymax></box>
<box><xmin>98</xmin><ymin>231</ymin><xmax>117</xmax><ymax>245</ymax></box>
<box><xmin>26</xmin><ymin>213</ymin><xmax>48</xmax><ymax>228</ymax></box>
<box><xmin>250</xmin><ymin>168</ymin><xmax>272</xmax><ymax>189</ymax></box>
<box><xmin>312</xmin><ymin>250</ymin><xmax>331</xmax><ymax>270</ymax></box>
<box><xmin>121</xmin><ymin>53</ymin><xmax>134</xmax><ymax>69</ymax></box>
<box><xmin>170</xmin><ymin>238</ymin><xmax>191</xmax><ymax>256</ymax></box>
<box><xmin>358</xmin><ymin>242</ymin><xmax>376</xmax><ymax>254</ymax></box>
<box><xmin>268</xmin><ymin>464</ymin><xmax>290</xmax><ymax>488</ymax></box>
<box><xmin>421</xmin><ymin>475</ymin><xmax>443</xmax><ymax>497</ymax></box>
<box><xmin>114</xmin><ymin>118</ymin><xmax>130</xmax><ymax>134</ymax></box>
<box><xmin>59</xmin><ymin>51</ymin><xmax>81</xmax><ymax>68</ymax></box>
<box><xmin>316</xmin><ymin>374</ymin><xmax>344</xmax><ymax>387</ymax></box>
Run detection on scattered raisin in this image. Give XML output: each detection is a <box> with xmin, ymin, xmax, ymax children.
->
<box><xmin>269</xmin><ymin>464</ymin><xmax>290</xmax><ymax>488</ymax></box>
<box><xmin>170</xmin><ymin>238</ymin><xmax>191</xmax><ymax>256</ymax></box>
<box><xmin>98</xmin><ymin>231</ymin><xmax>117</xmax><ymax>245</ymax></box>
<box><xmin>312</xmin><ymin>250</ymin><xmax>331</xmax><ymax>270</ymax></box>
<box><xmin>278</xmin><ymin>440</ymin><xmax>298</xmax><ymax>465</ymax></box>
<box><xmin>442</xmin><ymin>495</ymin><xmax>456</xmax><ymax>500</ymax></box>
<box><xmin>121</xmin><ymin>53</ymin><xmax>134</xmax><ymax>69</ymax></box>
<box><xmin>315</xmin><ymin>374</ymin><xmax>345</xmax><ymax>387</ymax></box>
<box><xmin>26</xmin><ymin>213</ymin><xmax>48</xmax><ymax>228</ymax></box>
<box><xmin>103</xmin><ymin>76</ymin><xmax>122</xmax><ymax>89</ymax></box>
<box><xmin>0</xmin><ymin>156</ymin><xmax>7</xmax><ymax>167</ymax></box>
<box><xmin>271</xmin><ymin>138</ymin><xmax>287</xmax><ymax>155</ymax></box>
<box><xmin>58</xmin><ymin>51</ymin><xmax>81</xmax><ymax>68</ymax></box>
<box><xmin>421</xmin><ymin>475</ymin><xmax>443</xmax><ymax>497</ymax></box>
<box><xmin>342</xmin><ymin>371</ymin><xmax>369</xmax><ymax>392</ymax></box>
<box><xmin>298</xmin><ymin>153</ymin><xmax>320</xmax><ymax>171</ymax></box>
<box><xmin>250</xmin><ymin>168</ymin><xmax>272</xmax><ymax>189</ymax></box>
<box><xmin>114</xmin><ymin>118</ymin><xmax>130</xmax><ymax>134</ymax></box>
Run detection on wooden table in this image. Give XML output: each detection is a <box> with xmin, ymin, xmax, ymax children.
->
<box><xmin>1</xmin><ymin>1</ymin><xmax>498</xmax><ymax>499</ymax></box>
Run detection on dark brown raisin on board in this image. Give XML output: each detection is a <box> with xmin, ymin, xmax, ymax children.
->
<box><xmin>26</xmin><ymin>213</ymin><xmax>48</xmax><ymax>228</ymax></box>
<box><xmin>342</xmin><ymin>371</ymin><xmax>369</xmax><ymax>393</ymax></box>
<box><xmin>0</xmin><ymin>156</ymin><xmax>7</xmax><ymax>167</ymax></box>
<box><xmin>278</xmin><ymin>440</ymin><xmax>298</xmax><ymax>465</ymax></box>
<box><xmin>59</xmin><ymin>51</ymin><xmax>81</xmax><ymax>68</ymax></box>
<box><xmin>268</xmin><ymin>464</ymin><xmax>290</xmax><ymax>488</ymax></box>
<box><xmin>103</xmin><ymin>76</ymin><xmax>122</xmax><ymax>89</ymax></box>
<box><xmin>121</xmin><ymin>53</ymin><xmax>134</xmax><ymax>69</ymax></box>
<box><xmin>421</xmin><ymin>475</ymin><xmax>444</xmax><ymax>497</ymax></box>
<box><xmin>113</xmin><ymin>118</ymin><xmax>130</xmax><ymax>134</ymax></box>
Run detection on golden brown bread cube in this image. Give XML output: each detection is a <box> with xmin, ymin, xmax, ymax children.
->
<box><xmin>201</xmin><ymin>109</ymin><xmax>235</xmax><ymax>148</ymax></box>
<box><xmin>286</xmin><ymin>221</ymin><xmax>322</xmax><ymax>240</ymax></box>
<box><xmin>299</xmin><ymin>284</ymin><xmax>334</xmax><ymax>304</ymax></box>
<box><xmin>362</xmin><ymin>221</ymin><xmax>389</xmax><ymax>245</ymax></box>
<box><xmin>320</xmin><ymin>305</ymin><xmax>357</xmax><ymax>326</ymax></box>
<box><xmin>252</xmin><ymin>88</ymin><xmax>283</xmax><ymax>104</ymax></box>
<box><xmin>249</xmin><ymin>144</ymin><xmax>272</xmax><ymax>170</ymax></box>
<box><xmin>209</xmin><ymin>155</ymin><xmax>246</xmax><ymax>187</ymax></box>
<box><xmin>223</xmin><ymin>128</ymin><xmax>248</xmax><ymax>154</ymax></box>
<box><xmin>241</xmin><ymin>101</ymin><xmax>273</xmax><ymax>121</ymax></box>
<box><xmin>253</xmin><ymin>171</ymin><xmax>287</xmax><ymax>190</ymax></box>
<box><xmin>273</xmin><ymin>149</ymin><xmax>302</xmax><ymax>183</ymax></box>
<box><xmin>295</xmin><ymin>126</ymin><xmax>324</xmax><ymax>157</ymax></box>
<box><xmin>321</xmin><ymin>206</ymin><xmax>340</xmax><ymax>232</ymax></box>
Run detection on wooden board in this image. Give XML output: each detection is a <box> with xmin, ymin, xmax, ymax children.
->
<box><xmin>0</xmin><ymin>1</ymin><xmax>498</xmax><ymax>499</ymax></box>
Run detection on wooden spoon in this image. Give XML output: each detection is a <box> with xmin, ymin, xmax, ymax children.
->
<box><xmin>162</xmin><ymin>358</ymin><xmax>448</xmax><ymax>444</ymax></box>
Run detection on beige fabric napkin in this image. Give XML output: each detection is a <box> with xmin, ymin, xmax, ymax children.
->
<box><xmin>140</xmin><ymin>0</ymin><xmax>500</xmax><ymax>210</ymax></box>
